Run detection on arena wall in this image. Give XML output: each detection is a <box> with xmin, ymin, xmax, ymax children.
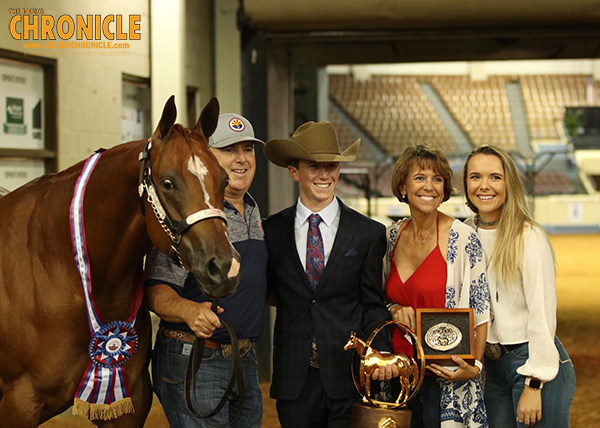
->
<box><xmin>0</xmin><ymin>0</ymin><xmax>150</xmax><ymax>170</ymax></box>
<box><xmin>0</xmin><ymin>0</ymin><xmax>222</xmax><ymax>175</ymax></box>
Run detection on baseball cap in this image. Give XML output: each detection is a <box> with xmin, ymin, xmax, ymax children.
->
<box><xmin>208</xmin><ymin>113</ymin><xmax>265</xmax><ymax>148</ymax></box>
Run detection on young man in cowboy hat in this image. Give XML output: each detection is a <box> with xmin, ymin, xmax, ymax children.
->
<box><xmin>145</xmin><ymin>113</ymin><xmax>268</xmax><ymax>428</ymax></box>
<box><xmin>263</xmin><ymin>121</ymin><xmax>392</xmax><ymax>427</ymax></box>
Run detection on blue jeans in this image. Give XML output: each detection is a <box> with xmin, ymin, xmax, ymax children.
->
<box><xmin>152</xmin><ymin>328</ymin><xmax>263</xmax><ymax>428</ymax></box>
<box><xmin>407</xmin><ymin>376</ymin><xmax>441</xmax><ymax>428</ymax></box>
<box><xmin>484</xmin><ymin>337</ymin><xmax>575</xmax><ymax>428</ymax></box>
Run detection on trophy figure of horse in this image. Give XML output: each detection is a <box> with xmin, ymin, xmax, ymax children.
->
<box><xmin>344</xmin><ymin>332</ymin><xmax>420</xmax><ymax>405</ymax></box>
<box><xmin>0</xmin><ymin>96</ymin><xmax>240</xmax><ymax>427</ymax></box>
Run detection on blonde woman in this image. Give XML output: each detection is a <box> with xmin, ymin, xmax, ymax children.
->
<box><xmin>462</xmin><ymin>145</ymin><xmax>575</xmax><ymax>428</ymax></box>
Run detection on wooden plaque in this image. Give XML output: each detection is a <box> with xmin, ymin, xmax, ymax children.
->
<box><xmin>416</xmin><ymin>308</ymin><xmax>475</xmax><ymax>367</ymax></box>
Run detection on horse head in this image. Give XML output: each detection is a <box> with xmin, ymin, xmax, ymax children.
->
<box><xmin>344</xmin><ymin>332</ymin><xmax>359</xmax><ymax>351</ymax></box>
<box><xmin>143</xmin><ymin>96</ymin><xmax>241</xmax><ymax>299</ymax></box>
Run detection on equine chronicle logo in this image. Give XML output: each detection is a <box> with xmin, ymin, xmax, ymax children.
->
<box><xmin>8</xmin><ymin>8</ymin><xmax>142</xmax><ymax>55</ymax></box>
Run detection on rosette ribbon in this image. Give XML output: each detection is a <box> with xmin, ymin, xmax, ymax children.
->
<box><xmin>69</xmin><ymin>151</ymin><xmax>143</xmax><ymax>420</ymax></box>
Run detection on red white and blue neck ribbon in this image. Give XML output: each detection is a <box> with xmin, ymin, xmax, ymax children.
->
<box><xmin>70</xmin><ymin>151</ymin><xmax>143</xmax><ymax>420</ymax></box>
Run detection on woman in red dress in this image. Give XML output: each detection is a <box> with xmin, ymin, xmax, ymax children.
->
<box><xmin>383</xmin><ymin>144</ymin><xmax>490</xmax><ymax>428</ymax></box>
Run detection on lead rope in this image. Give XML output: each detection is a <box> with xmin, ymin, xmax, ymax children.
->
<box><xmin>184</xmin><ymin>299</ymin><xmax>245</xmax><ymax>427</ymax></box>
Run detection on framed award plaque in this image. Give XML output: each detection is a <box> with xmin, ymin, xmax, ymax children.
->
<box><xmin>416</xmin><ymin>308</ymin><xmax>475</xmax><ymax>366</ymax></box>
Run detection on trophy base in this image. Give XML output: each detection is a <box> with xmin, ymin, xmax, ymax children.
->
<box><xmin>350</xmin><ymin>402</ymin><xmax>412</xmax><ymax>428</ymax></box>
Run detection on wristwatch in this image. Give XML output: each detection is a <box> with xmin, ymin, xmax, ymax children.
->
<box><xmin>525</xmin><ymin>377</ymin><xmax>544</xmax><ymax>390</ymax></box>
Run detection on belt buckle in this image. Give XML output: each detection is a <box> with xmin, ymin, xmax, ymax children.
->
<box><xmin>484</xmin><ymin>343</ymin><xmax>502</xmax><ymax>361</ymax></box>
<box><xmin>309</xmin><ymin>341</ymin><xmax>319</xmax><ymax>368</ymax></box>
<box><xmin>222</xmin><ymin>339</ymin><xmax>252</xmax><ymax>359</ymax></box>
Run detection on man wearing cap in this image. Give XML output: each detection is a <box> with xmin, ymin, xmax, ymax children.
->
<box><xmin>145</xmin><ymin>113</ymin><xmax>268</xmax><ymax>427</ymax></box>
<box><xmin>262</xmin><ymin>121</ymin><xmax>392</xmax><ymax>427</ymax></box>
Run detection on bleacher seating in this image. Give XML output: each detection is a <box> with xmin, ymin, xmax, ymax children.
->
<box><xmin>429</xmin><ymin>75</ymin><xmax>517</xmax><ymax>151</ymax></box>
<box><xmin>330</xmin><ymin>73</ymin><xmax>600</xmax><ymax>154</ymax></box>
<box><xmin>329</xmin><ymin>74</ymin><xmax>456</xmax><ymax>156</ymax></box>
<box><xmin>520</xmin><ymin>75</ymin><xmax>592</xmax><ymax>141</ymax></box>
<box><xmin>329</xmin><ymin>72</ymin><xmax>598</xmax><ymax>196</ymax></box>
<box><xmin>533</xmin><ymin>171</ymin><xmax>575</xmax><ymax>195</ymax></box>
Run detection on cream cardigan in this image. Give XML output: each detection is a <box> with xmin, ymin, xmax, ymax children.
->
<box><xmin>465</xmin><ymin>218</ymin><xmax>559</xmax><ymax>382</ymax></box>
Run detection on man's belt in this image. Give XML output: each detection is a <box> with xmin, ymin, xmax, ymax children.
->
<box><xmin>162</xmin><ymin>328</ymin><xmax>253</xmax><ymax>359</ymax></box>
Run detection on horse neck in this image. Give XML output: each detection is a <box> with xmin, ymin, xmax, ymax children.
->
<box><xmin>83</xmin><ymin>141</ymin><xmax>151</xmax><ymax>296</ymax></box>
<box><xmin>353</xmin><ymin>337</ymin><xmax>367</xmax><ymax>353</ymax></box>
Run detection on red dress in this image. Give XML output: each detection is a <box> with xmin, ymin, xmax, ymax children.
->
<box><xmin>385</xmin><ymin>220</ymin><xmax>447</xmax><ymax>355</ymax></box>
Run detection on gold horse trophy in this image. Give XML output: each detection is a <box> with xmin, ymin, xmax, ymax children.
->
<box><xmin>344</xmin><ymin>321</ymin><xmax>425</xmax><ymax>428</ymax></box>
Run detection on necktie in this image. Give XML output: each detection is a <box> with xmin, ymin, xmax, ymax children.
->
<box><xmin>306</xmin><ymin>214</ymin><xmax>324</xmax><ymax>289</ymax></box>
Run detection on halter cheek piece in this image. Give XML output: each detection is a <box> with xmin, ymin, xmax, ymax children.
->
<box><xmin>139</xmin><ymin>140</ymin><xmax>243</xmax><ymax>427</ymax></box>
<box><xmin>138</xmin><ymin>139</ymin><xmax>227</xmax><ymax>266</ymax></box>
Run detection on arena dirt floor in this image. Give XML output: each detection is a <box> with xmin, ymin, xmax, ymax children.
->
<box><xmin>40</xmin><ymin>233</ymin><xmax>600</xmax><ymax>428</ymax></box>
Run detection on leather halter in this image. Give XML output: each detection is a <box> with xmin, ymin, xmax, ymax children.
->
<box><xmin>138</xmin><ymin>139</ymin><xmax>227</xmax><ymax>266</ymax></box>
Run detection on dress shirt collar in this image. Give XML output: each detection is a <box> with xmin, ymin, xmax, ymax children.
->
<box><xmin>295</xmin><ymin>197</ymin><xmax>340</xmax><ymax>228</ymax></box>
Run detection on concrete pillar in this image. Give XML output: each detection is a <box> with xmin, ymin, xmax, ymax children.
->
<box><xmin>592</xmin><ymin>60</ymin><xmax>600</xmax><ymax>80</ymax></box>
<box><xmin>151</xmin><ymin>0</ymin><xmax>186</xmax><ymax>125</ymax></box>
<box><xmin>267</xmin><ymin>43</ymin><xmax>296</xmax><ymax>215</ymax></box>
<box><xmin>215</xmin><ymin>0</ymin><xmax>242</xmax><ymax>114</ymax></box>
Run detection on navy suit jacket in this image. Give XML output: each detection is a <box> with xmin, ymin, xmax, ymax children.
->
<box><xmin>263</xmin><ymin>199</ymin><xmax>390</xmax><ymax>400</ymax></box>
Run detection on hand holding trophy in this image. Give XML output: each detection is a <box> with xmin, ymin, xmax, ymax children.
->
<box><xmin>344</xmin><ymin>321</ymin><xmax>425</xmax><ymax>428</ymax></box>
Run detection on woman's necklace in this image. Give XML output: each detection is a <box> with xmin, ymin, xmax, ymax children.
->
<box><xmin>475</xmin><ymin>214</ymin><xmax>499</xmax><ymax>227</ymax></box>
<box><xmin>418</xmin><ymin>216</ymin><xmax>437</xmax><ymax>245</ymax></box>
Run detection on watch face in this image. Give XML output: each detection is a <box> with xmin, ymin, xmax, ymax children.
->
<box><xmin>527</xmin><ymin>378</ymin><xmax>542</xmax><ymax>389</ymax></box>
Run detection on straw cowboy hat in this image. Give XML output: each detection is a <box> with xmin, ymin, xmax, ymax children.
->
<box><xmin>264</xmin><ymin>121</ymin><xmax>361</xmax><ymax>167</ymax></box>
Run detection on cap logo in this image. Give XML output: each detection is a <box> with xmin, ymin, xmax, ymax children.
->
<box><xmin>229</xmin><ymin>118</ymin><xmax>245</xmax><ymax>132</ymax></box>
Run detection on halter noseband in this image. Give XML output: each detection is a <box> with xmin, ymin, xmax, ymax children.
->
<box><xmin>138</xmin><ymin>139</ymin><xmax>227</xmax><ymax>266</ymax></box>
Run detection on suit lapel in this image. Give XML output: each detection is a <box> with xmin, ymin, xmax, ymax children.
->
<box><xmin>315</xmin><ymin>201</ymin><xmax>356</xmax><ymax>292</ymax></box>
<box><xmin>280</xmin><ymin>206</ymin><xmax>313</xmax><ymax>291</ymax></box>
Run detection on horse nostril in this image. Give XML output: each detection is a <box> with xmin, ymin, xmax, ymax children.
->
<box><xmin>207</xmin><ymin>257</ymin><xmax>221</xmax><ymax>281</ymax></box>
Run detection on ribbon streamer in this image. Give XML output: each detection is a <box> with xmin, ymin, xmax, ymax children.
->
<box><xmin>69</xmin><ymin>151</ymin><xmax>143</xmax><ymax>420</ymax></box>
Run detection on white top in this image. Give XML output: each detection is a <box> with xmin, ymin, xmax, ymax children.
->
<box><xmin>294</xmin><ymin>197</ymin><xmax>341</xmax><ymax>271</ymax></box>
<box><xmin>465</xmin><ymin>217</ymin><xmax>559</xmax><ymax>382</ymax></box>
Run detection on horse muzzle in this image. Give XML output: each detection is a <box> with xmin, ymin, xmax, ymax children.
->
<box><xmin>191</xmin><ymin>248</ymin><xmax>241</xmax><ymax>299</ymax></box>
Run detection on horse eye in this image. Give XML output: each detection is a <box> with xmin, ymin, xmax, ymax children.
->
<box><xmin>161</xmin><ymin>178</ymin><xmax>175</xmax><ymax>190</ymax></box>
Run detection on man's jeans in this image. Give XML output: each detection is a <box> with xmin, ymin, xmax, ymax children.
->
<box><xmin>484</xmin><ymin>337</ymin><xmax>576</xmax><ymax>428</ymax></box>
<box><xmin>152</xmin><ymin>328</ymin><xmax>263</xmax><ymax>428</ymax></box>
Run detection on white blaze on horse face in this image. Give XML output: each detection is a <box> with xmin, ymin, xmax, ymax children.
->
<box><xmin>223</xmin><ymin>230</ymin><xmax>240</xmax><ymax>279</ymax></box>
<box><xmin>188</xmin><ymin>155</ymin><xmax>215</xmax><ymax>209</ymax></box>
<box><xmin>227</xmin><ymin>257</ymin><xmax>240</xmax><ymax>279</ymax></box>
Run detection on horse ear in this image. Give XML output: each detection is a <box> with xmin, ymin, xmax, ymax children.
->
<box><xmin>153</xmin><ymin>95</ymin><xmax>177</xmax><ymax>140</ymax></box>
<box><xmin>194</xmin><ymin>97</ymin><xmax>220</xmax><ymax>139</ymax></box>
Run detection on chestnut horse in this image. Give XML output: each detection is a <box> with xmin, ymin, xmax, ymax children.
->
<box><xmin>0</xmin><ymin>96</ymin><xmax>240</xmax><ymax>427</ymax></box>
